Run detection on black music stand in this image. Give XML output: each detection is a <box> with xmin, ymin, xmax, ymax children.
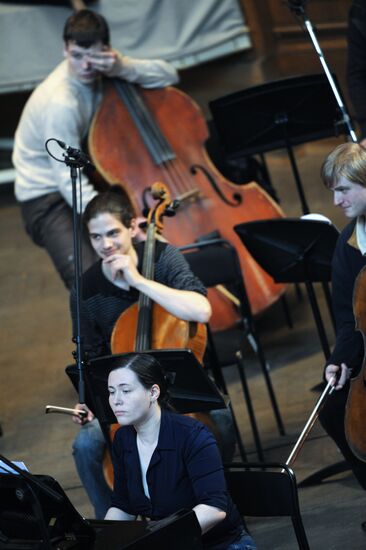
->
<box><xmin>209</xmin><ymin>73</ymin><xmax>349</xmax><ymax>214</ymax></box>
<box><xmin>66</xmin><ymin>349</ymin><xmax>228</xmax><ymax>451</ymax></box>
<box><xmin>234</xmin><ymin>218</ymin><xmax>339</xmax><ymax>360</ymax></box>
<box><xmin>94</xmin><ymin>509</ymin><xmax>202</xmax><ymax>550</ymax></box>
<box><xmin>0</xmin><ymin>463</ymin><xmax>95</xmax><ymax>549</ymax></box>
<box><xmin>0</xmin><ymin>463</ymin><xmax>201</xmax><ymax>549</ymax></box>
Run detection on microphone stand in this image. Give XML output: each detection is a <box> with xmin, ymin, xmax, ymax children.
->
<box><xmin>285</xmin><ymin>0</ymin><xmax>358</xmax><ymax>143</ymax></box>
<box><xmin>64</xmin><ymin>152</ymin><xmax>88</xmax><ymax>405</ymax></box>
<box><xmin>44</xmin><ymin>139</ymin><xmax>93</xmax><ymax>408</ymax></box>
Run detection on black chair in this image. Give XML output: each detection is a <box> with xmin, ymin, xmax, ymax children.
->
<box><xmin>225</xmin><ymin>462</ymin><xmax>310</xmax><ymax>550</ymax></box>
<box><xmin>179</xmin><ymin>238</ymin><xmax>285</xmax><ymax>461</ymax></box>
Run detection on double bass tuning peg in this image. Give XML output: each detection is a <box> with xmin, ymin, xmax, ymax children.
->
<box><xmin>164</xmin><ymin>199</ymin><xmax>180</xmax><ymax>217</ymax></box>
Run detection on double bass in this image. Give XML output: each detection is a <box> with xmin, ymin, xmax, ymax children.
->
<box><xmin>89</xmin><ymin>80</ymin><xmax>286</xmax><ymax>330</ymax></box>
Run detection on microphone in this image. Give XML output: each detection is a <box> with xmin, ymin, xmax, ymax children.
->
<box><xmin>55</xmin><ymin>139</ymin><xmax>95</xmax><ymax>168</ymax></box>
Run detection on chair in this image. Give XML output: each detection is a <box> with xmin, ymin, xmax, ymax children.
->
<box><xmin>225</xmin><ymin>462</ymin><xmax>310</xmax><ymax>550</ymax></box>
<box><xmin>179</xmin><ymin>238</ymin><xmax>285</xmax><ymax>461</ymax></box>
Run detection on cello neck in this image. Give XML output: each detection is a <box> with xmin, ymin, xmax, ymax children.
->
<box><xmin>135</xmin><ymin>222</ymin><xmax>156</xmax><ymax>351</ymax></box>
<box><xmin>134</xmin><ymin>182</ymin><xmax>173</xmax><ymax>352</ymax></box>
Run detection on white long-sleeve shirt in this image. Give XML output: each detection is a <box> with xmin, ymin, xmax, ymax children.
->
<box><xmin>13</xmin><ymin>56</ymin><xmax>178</xmax><ymax>211</ymax></box>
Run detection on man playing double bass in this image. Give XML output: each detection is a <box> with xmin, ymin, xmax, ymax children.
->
<box><xmin>320</xmin><ymin>142</ymin><xmax>366</xmax><ymax>500</ymax></box>
<box><xmin>12</xmin><ymin>8</ymin><xmax>178</xmax><ymax>290</ymax></box>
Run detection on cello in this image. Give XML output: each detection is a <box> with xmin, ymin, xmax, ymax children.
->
<box><xmin>103</xmin><ymin>181</ymin><xmax>218</xmax><ymax>488</ymax></box>
<box><xmin>345</xmin><ymin>265</ymin><xmax>366</xmax><ymax>463</ymax></box>
<box><xmin>111</xmin><ymin>181</ymin><xmax>207</xmax><ymax>362</ymax></box>
<box><xmin>88</xmin><ymin>80</ymin><xmax>286</xmax><ymax>330</ymax></box>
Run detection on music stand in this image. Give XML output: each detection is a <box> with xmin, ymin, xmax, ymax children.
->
<box><xmin>66</xmin><ymin>349</ymin><xmax>228</xmax><ymax>449</ymax></box>
<box><xmin>209</xmin><ymin>73</ymin><xmax>349</xmax><ymax>214</ymax></box>
<box><xmin>0</xmin><ymin>462</ymin><xmax>95</xmax><ymax>549</ymax></box>
<box><xmin>234</xmin><ymin>218</ymin><xmax>350</xmax><ymax>486</ymax></box>
<box><xmin>94</xmin><ymin>509</ymin><xmax>202</xmax><ymax>550</ymax></box>
<box><xmin>0</xmin><ymin>459</ymin><xmax>201</xmax><ymax>549</ymax></box>
<box><xmin>233</xmin><ymin>218</ymin><xmax>339</xmax><ymax>361</ymax></box>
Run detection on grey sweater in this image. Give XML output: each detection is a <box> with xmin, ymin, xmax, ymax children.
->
<box><xmin>13</xmin><ymin>55</ymin><xmax>178</xmax><ymax>210</ymax></box>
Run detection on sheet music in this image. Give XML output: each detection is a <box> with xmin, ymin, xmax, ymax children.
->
<box><xmin>0</xmin><ymin>460</ymin><xmax>29</xmax><ymax>475</ymax></box>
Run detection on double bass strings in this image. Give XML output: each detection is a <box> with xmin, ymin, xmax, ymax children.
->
<box><xmin>113</xmin><ymin>80</ymin><xmax>197</xmax><ymax>207</ymax></box>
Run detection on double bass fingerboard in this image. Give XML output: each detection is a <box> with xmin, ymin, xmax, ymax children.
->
<box><xmin>113</xmin><ymin>80</ymin><xmax>176</xmax><ymax>166</ymax></box>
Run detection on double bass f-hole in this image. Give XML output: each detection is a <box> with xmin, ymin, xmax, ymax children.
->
<box><xmin>113</xmin><ymin>79</ymin><xmax>241</xmax><ymax>209</ymax></box>
<box><xmin>190</xmin><ymin>164</ymin><xmax>242</xmax><ymax>207</ymax></box>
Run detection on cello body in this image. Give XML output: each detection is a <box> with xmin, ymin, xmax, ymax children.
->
<box><xmin>89</xmin><ymin>82</ymin><xmax>286</xmax><ymax>329</ymax></box>
<box><xmin>345</xmin><ymin>265</ymin><xmax>366</xmax><ymax>462</ymax></box>
<box><xmin>111</xmin><ymin>302</ymin><xmax>207</xmax><ymax>363</ymax></box>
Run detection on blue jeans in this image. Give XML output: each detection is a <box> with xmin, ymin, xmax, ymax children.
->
<box><xmin>72</xmin><ymin>418</ymin><xmax>112</xmax><ymax>519</ymax></box>
<box><xmin>226</xmin><ymin>529</ymin><xmax>257</xmax><ymax>550</ymax></box>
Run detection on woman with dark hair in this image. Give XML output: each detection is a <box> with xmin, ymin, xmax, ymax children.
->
<box><xmin>105</xmin><ymin>353</ymin><xmax>256</xmax><ymax>550</ymax></box>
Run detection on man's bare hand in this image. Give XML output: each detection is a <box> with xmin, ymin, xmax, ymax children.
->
<box><xmin>87</xmin><ymin>48</ymin><xmax>124</xmax><ymax>77</ymax></box>
<box><xmin>73</xmin><ymin>403</ymin><xmax>94</xmax><ymax>425</ymax></box>
<box><xmin>103</xmin><ymin>254</ymin><xmax>142</xmax><ymax>287</ymax></box>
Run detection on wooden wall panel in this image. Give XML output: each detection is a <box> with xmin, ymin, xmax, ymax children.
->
<box><xmin>239</xmin><ymin>0</ymin><xmax>353</xmax><ymax>108</ymax></box>
<box><xmin>240</xmin><ymin>1</ymin><xmax>351</xmax><ymax>70</ymax></box>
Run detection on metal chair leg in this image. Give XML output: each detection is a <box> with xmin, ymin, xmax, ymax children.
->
<box><xmin>236</xmin><ymin>351</ymin><xmax>265</xmax><ymax>461</ymax></box>
<box><xmin>228</xmin><ymin>401</ymin><xmax>247</xmax><ymax>463</ymax></box>
<box><xmin>246</xmin><ymin>331</ymin><xmax>285</xmax><ymax>436</ymax></box>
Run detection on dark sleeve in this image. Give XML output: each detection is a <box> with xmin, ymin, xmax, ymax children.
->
<box><xmin>155</xmin><ymin>244</ymin><xmax>207</xmax><ymax>295</ymax></box>
<box><xmin>183</xmin><ymin>423</ymin><xmax>228</xmax><ymax>512</ymax></box>
<box><xmin>327</xmin><ymin>231</ymin><xmax>364</xmax><ymax>372</ymax></box>
<box><xmin>110</xmin><ymin>431</ymin><xmax>132</xmax><ymax>513</ymax></box>
<box><xmin>347</xmin><ymin>3</ymin><xmax>366</xmax><ymax>137</ymax></box>
<box><xmin>69</xmin><ymin>287</ymin><xmax>108</xmax><ymax>360</ymax></box>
